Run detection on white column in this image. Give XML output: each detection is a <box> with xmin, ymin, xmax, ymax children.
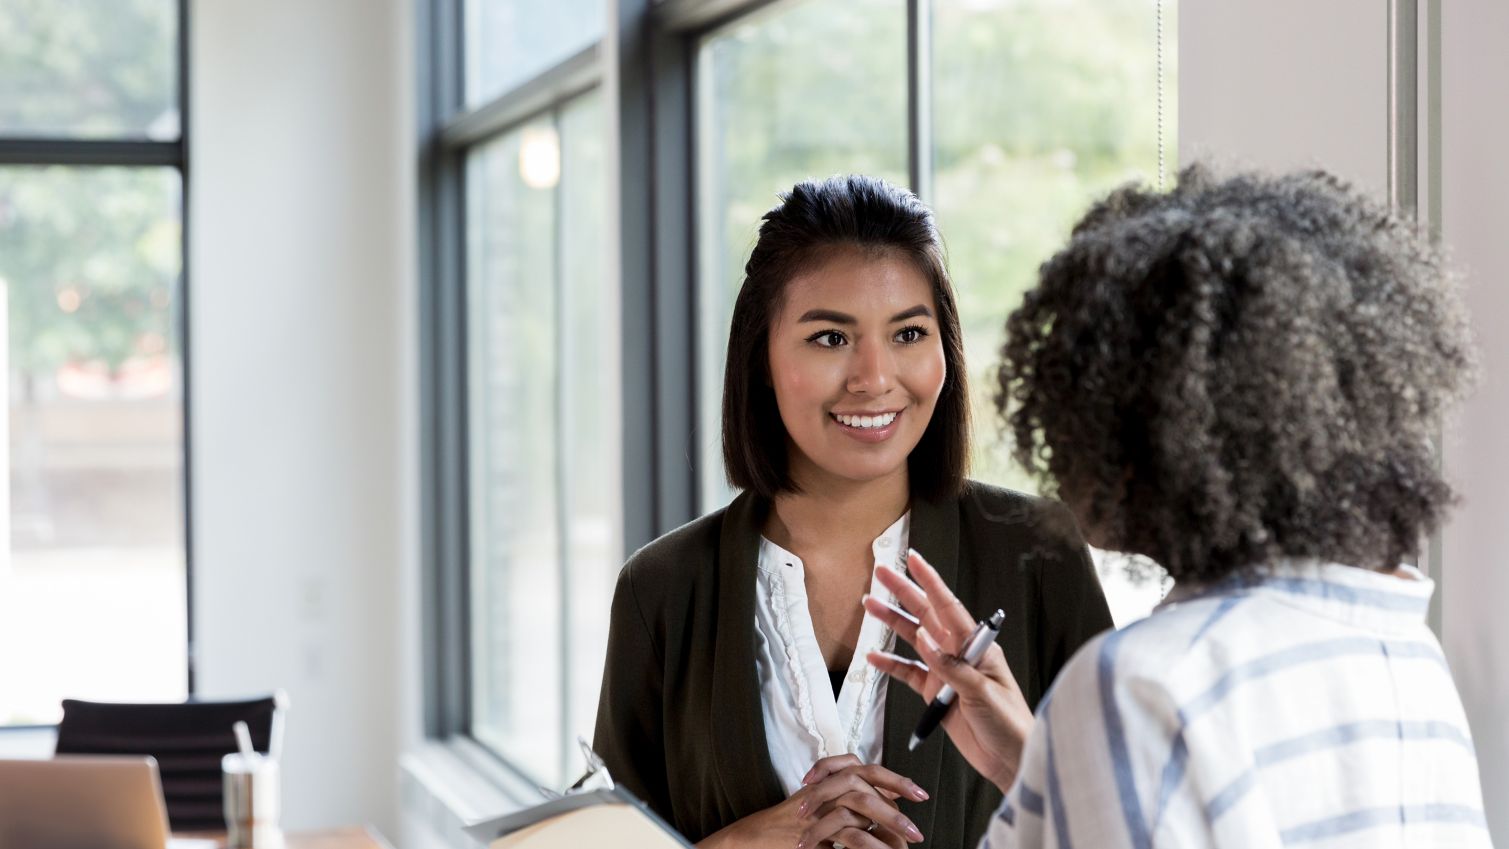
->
<box><xmin>1439</xmin><ymin>0</ymin><xmax>1509</xmax><ymax>839</ymax></box>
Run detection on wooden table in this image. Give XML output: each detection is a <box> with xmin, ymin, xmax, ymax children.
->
<box><xmin>173</xmin><ymin>827</ymin><xmax>392</xmax><ymax>849</ymax></box>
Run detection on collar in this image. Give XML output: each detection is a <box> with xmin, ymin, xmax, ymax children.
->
<box><xmin>1161</xmin><ymin>559</ymin><xmax>1434</xmax><ymax>634</ymax></box>
<box><xmin>756</xmin><ymin>510</ymin><xmax>911</xmax><ymax>577</ymax></box>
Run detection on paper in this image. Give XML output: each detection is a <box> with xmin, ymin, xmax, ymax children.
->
<box><xmin>488</xmin><ymin>804</ymin><xmax>687</xmax><ymax>849</ymax></box>
<box><xmin>464</xmin><ymin>787</ymin><xmax>692</xmax><ymax>849</ymax></box>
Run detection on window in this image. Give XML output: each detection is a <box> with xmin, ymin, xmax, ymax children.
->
<box><xmin>0</xmin><ymin>0</ymin><xmax>188</xmax><ymax>727</ymax></box>
<box><xmin>423</xmin><ymin>0</ymin><xmax>616</xmax><ymax>789</ymax></box>
<box><xmin>465</xmin><ymin>92</ymin><xmax>616</xmax><ymax>787</ymax></box>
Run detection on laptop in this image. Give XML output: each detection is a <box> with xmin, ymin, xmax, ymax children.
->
<box><xmin>0</xmin><ymin>756</ymin><xmax>218</xmax><ymax>849</ymax></box>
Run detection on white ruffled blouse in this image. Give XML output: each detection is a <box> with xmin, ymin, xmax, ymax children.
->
<box><xmin>753</xmin><ymin>512</ymin><xmax>911</xmax><ymax>797</ymax></box>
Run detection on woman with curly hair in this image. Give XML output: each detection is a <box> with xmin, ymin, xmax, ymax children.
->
<box><xmin>856</xmin><ymin>166</ymin><xmax>1491</xmax><ymax>846</ymax></box>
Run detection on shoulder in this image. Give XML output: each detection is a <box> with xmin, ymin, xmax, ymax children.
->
<box><xmin>1038</xmin><ymin>614</ymin><xmax>1187</xmax><ymax>733</ymax></box>
<box><xmin>618</xmin><ymin>506</ymin><xmax>728</xmax><ymax>598</ymax></box>
<box><xmin>956</xmin><ymin>479</ymin><xmax>1079</xmax><ymax>533</ymax></box>
<box><xmin>953</xmin><ymin>479</ymin><xmax>1087</xmax><ymax>563</ymax></box>
<box><xmin>1050</xmin><ymin>596</ymin><xmax>1240</xmax><ymax>710</ymax></box>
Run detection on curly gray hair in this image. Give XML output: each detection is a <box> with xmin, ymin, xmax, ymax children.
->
<box><xmin>996</xmin><ymin>165</ymin><xmax>1475</xmax><ymax>582</ymax></box>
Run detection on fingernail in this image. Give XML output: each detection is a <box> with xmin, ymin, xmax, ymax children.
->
<box><xmin>911</xmin><ymin>784</ymin><xmax>929</xmax><ymax>801</ymax></box>
<box><xmin>797</xmin><ymin>799</ymin><xmax>808</xmax><ymax>817</ymax></box>
<box><xmin>916</xmin><ymin>626</ymin><xmax>938</xmax><ymax>654</ymax></box>
<box><xmin>905</xmin><ymin>822</ymin><xmax>924</xmax><ymax>842</ymax></box>
<box><xmin>860</xmin><ymin>593</ymin><xmax>870</xmax><ymax>607</ymax></box>
<box><xmin>796</xmin><ymin>840</ymin><xmax>805</xmax><ymax>849</ymax></box>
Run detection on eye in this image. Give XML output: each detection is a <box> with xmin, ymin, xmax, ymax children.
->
<box><xmin>807</xmin><ymin>330</ymin><xmax>848</xmax><ymax>348</ymax></box>
<box><xmin>895</xmin><ymin>325</ymin><xmax>930</xmax><ymax>344</ymax></box>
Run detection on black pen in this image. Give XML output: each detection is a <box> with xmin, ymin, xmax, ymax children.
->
<box><xmin>908</xmin><ymin>609</ymin><xmax>1006</xmax><ymax>751</ymax></box>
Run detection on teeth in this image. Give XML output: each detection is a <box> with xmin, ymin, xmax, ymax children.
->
<box><xmin>835</xmin><ymin>412</ymin><xmax>898</xmax><ymax>429</ymax></box>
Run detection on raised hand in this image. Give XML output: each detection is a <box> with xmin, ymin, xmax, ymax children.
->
<box><xmin>863</xmin><ymin>549</ymin><xmax>1034</xmax><ymax>794</ymax></box>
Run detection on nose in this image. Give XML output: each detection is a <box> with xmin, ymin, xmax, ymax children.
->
<box><xmin>846</xmin><ymin>336</ymin><xmax>893</xmax><ymax>396</ymax></box>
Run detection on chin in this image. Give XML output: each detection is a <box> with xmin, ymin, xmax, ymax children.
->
<box><xmin>824</xmin><ymin>457</ymin><xmax>911</xmax><ymax>486</ymax></box>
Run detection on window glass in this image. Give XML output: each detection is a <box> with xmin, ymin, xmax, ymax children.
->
<box><xmin>932</xmin><ymin>0</ymin><xmax>1177</xmax><ymax>622</ymax></box>
<box><xmin>557</xmin><ymin>90</ymin><xmax>618</xmax><ymax>762</ymax></box>
<box><xmin>0</xmin><ymin>165</ymin><xmax>186</xmax><ymax>725</ymax></box>
<box><xmin>0</xmin><ymin>0</ymin><xmax>179</xmax><ymax>139</ymax></box>
<box><xmin>467</xmin><ymin>90</ymin><xmax>614</xmax><ymax>786</ymax></box>
<box><xmin>468</xmin><ymin>118</ymin><xmax>562</xmax><ymax>782</ymax></box>
<box><xmin>695</xmin><ymin>0</ymin><xmax>908</xmax><ymax>510</ymax></box>
<box><xmin>465</xmin><ymin>0</ymin><xmax>604</xmax><ymax>107</ymax></box>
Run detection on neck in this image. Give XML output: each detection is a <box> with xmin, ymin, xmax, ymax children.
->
<box><xmin>767</xmin><ymin>461</ymin><xmax>910</xmax><ymax>554</ymax></box>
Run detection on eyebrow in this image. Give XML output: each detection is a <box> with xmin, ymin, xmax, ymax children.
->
<box><xmin>796</xmin><ymin>305</ymin><xmax>934</xmax><ymax>324</ymax></box>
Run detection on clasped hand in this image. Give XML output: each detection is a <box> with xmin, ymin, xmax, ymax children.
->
<box><xmin>694</xmin><ymin>754</ymin><xmax>927</xmax><ymax>849</ymax></box>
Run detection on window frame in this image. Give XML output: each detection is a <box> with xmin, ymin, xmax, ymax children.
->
<box><xmin>0</xmin><ymin>0</ymin><xmax>194</xmax><ymax>731</ymax></box>
<box><xmin>418</xmin><ymin>0</ymin><xmax>622</xmax><ymax>784</ymax></box>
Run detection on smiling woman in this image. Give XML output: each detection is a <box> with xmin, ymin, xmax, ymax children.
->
<box><xmin>592</xmin><ymin>176</ymin><xmax>1113</xmax><ymax>849</ymax></box>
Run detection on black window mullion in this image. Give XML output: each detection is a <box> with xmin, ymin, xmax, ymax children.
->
<box><xmin>419</xmin><ymin>0</ymin><xmax>472</xmax><ymax>740</ymax></box>
<box><xmin>906</xmin><ymin>0</ymin><xmax>934</xmax><ymax>203</ymax></box>
<box><xmin>176</xmin><ymin>0</ymin><xmax>196</xmax><ymax>700</ymax></box>
<box><xmin>0</xmin><ymin>139</ymin><xmax>182</xmax><ymax>167</ymax></box>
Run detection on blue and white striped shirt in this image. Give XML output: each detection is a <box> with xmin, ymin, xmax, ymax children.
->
<box><xmin>983</xmin><ymin>561</ymin><xmax>1491</xmax><ymax>848</ymax></box>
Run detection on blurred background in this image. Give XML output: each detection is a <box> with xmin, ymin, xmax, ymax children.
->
<box><xmin>0</xmin><ymin>0</ymin><xmax>1504</xmax><ymax>846</ymax></box>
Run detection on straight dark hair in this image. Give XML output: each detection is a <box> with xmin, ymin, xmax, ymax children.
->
<box><xmin>721</xmin><ymin>175</ymin><xmax>970</xmax><ymax>502</ymax></box>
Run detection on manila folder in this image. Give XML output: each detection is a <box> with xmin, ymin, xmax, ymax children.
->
<box><xmin>464</xmin><ymin>787</ymin><xmax>692</xmax><ymax>849</ymax></box>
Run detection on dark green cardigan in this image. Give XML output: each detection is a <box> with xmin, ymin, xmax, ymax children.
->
<box><xmin>592</xmin><ymin>482</ymin><xmax>1113</xmax><ymax>848</ymax></box>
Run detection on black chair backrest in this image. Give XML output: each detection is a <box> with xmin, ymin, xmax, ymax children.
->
<box><xmin>55</xmin><ymin>696</ymin><xmax>277</xmax><ymax>833</ymax></box>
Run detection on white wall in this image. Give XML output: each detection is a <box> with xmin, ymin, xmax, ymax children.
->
<box><xmin>1182</xmin><ymin>2</ymin><xmax>1505</xmax><ymax>840</ymax></box>
<box><xmin>191</xmin><ymin>0</ymin><xmax>414</xmax><ymax>837</ymax></box>
<box><xmin>1180</xmin><ymin>0</ymin><xmax>1387</xmax><ymax>195</ymax></box>
<box><xmin>1440</xmin><ymin>0</ymin><xmax>1509</xmax><ymax>835</ymax></box>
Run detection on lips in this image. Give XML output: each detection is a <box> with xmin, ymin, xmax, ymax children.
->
<box><xmin>829</xmin><ymin>409</ymin><xmax>903</xmax><ymax>443</ymax></box>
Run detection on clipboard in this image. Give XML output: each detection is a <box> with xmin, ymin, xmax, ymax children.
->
<box><xmin>462</xmin><ymin>785</ymin><xmax>695</xmax><ymax>849</ymax></box>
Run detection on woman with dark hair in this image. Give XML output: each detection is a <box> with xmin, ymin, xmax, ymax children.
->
<box><xmin>593</xmin><ymin>175</ymin><xmax>1112</xmax><ymax>849</ymax></box>
<box><xmin>861</xmin><ymin>166</ymin><xmax>1490</xmax><ymax>847</ymax></box>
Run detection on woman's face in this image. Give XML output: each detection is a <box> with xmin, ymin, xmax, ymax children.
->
<box><xmin>767</xmin><ymin>246</ymin><xmax>947</xmax><ymax>492</ymax></box>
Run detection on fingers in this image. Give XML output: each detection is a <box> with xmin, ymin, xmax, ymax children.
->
<box><xmin>797</xmin><ymin>792</ymin><xmax>924</xmax><ymax>849</ymax></box>
<box><xmin>866</xmin><ymin>650</ymin><xmax>930</xmax><ymax>696</ymax></box>
<box><xmin>796</xmin><ymin>811</ymin><xmax>890</xmax><ymax>849</ymax></box>
<box><xmin>904</xmin><ymin>549</ymin><xmax>980</xmax><ymax>644</ymax></box>
<box><xmin>911</xmin><ymin>624</ymin><xmax>995</xmax><ymax>697</ymax></box>
<box><xmin>870</xmin><ymin>567</ymin><xmax>962</xmax><ymax>656</ymax></box>
<box><xmin>798</xmin><ymin>764</ymin><xmax>928</xmax><ymax>813</ymax></box>
<box><xmin>862</xmin><ymin>594</ymin><xmax>920</xmax><ymax>645</ymax></box>
<box><xmin>869</xmin><ymin>551</ymin><xmax>977</xmax><ymax>653</ymax></box>
<box><xmin>802</xmin><ymin>753</ymin><xmax>861</xmax><ymax>785</ymax></box>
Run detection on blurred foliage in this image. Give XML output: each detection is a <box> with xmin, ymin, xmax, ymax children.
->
<box><xmin>0</xmin><ymin>0</ymin><xmax>181</xmax><ymax>381</ymax></box>
<box><xmin>0</xmin><ymin>168</ymin><xmax>181</xmax><ymax>379</ymax></box>
<box><xmin>701</xmin><ymin>0</ymin><xmax>1177</xmax><ymax>497</ymax></box>
<box><xmin>0</xmin><ymin>0</ymin><xmax>177</xmax><ymax>138</ymax></box>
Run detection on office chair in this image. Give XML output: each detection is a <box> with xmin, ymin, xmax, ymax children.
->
<box><xmin>54</xmin><ymin>694</ymin><xmax>281</xmax><ymax>833</ymax></box>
